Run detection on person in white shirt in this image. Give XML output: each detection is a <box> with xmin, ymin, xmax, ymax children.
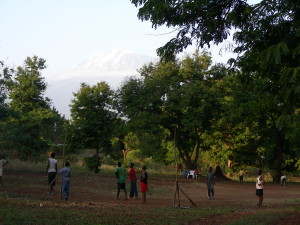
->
<box><xmin>0</xmin><ymin>155</ymin><xmax>8</xmax><ymax>185</ymax></box>
<box><xmin>256</xmin><ymin>169</ymin><xmax>265</xmax><ymax>207</ymax></box>
<box><xmin>45</xmin><ymin>153</ymin><xmax>57</xmax><ymax>194</ymax></box>
<box><xmin>280</xmin><ymin>175</ymin><xmax>287</xmax><ymax>187</ymax></box>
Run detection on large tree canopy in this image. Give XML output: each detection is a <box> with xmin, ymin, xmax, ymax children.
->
<box><xmin>117</xmin><ymin>51</ymin><xmax>229</xmax><ymax>169</ymax></box>
<box><xmin>70</xmin><ymin>82</ymin><xmax>117</xmax><ymax>172</ymax></box>
<box><xmin>5</xmin><ymin>56</ymin><xmax>59</xmax><ymax>159</ymax></box>
<box><xmin>130</xmin><ymin>0</ymin><xmax>300</xmax><ymax>179</ymax></box>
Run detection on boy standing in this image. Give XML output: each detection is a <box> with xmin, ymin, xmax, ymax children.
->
<box><xmin>115</xmin><ymin>162</ymin><xmax>128</xmax><ymax>200</ymax></box>
<box><xmin>206</xmin><ymin>167</ymin><xmax>215</xmax><ymax>200</ymax></box>
<box><xmin>58</xmin><ymin>161</ymin><xmax>71</xmax><ymax>201</ymax></box>
<box><xmin>140</xmin><ymin>165</ymin><xmax>148</xmax><ymax>203</ymax></box>
<box><xmin>0</xmin><ymin>155</ymin><xmax>8</xmax><ymax>185</ymax></box>
<box><xmin>45</xmin><ymin>153</ymin><xmax>57</xmax><ymax>194</ymax></box>
<box><xmin>129</xmin><ymin>162</ymin><xmax>138</xmax><ymax>199</ymax></box>
<box><xmin>256</xmin><ymin>169</ymin><xmax>265</xmax><ymax>207</ymax></box>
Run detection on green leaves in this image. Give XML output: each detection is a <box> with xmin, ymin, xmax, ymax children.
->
<box><xmin>2</xmin><ymin>56</ymin><xmax>61</xmax><ymax>159</ymax></box>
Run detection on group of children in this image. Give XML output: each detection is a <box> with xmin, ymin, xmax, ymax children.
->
<box><xmin>115</xmin><ymin>162</ymin><xmax>148</xmax><ymax>203</ymax></box>
<box><xmin>45</xmin><ymin>153</ymin><xmax>149</xmax><ymax>203</ymax></box>
<box><xmin>0</xmin><ymin>152</ymin><xmax>284</xmax><ymax>207</ymax></box>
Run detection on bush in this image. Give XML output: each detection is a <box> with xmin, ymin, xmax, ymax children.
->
<box><xmin>83</xmin><ymin>155</ymin><xmax>101</xmax><ymax>173</ymax></box>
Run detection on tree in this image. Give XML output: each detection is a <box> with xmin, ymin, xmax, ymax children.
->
<box><xmin>70</xmin><ymin>82</ymin><xmax>116</xmax><ymax>173</ymax></box>
<box><xmin>6</xmin><ymin>56</ymin><xmax>58</xmax><ymax>159</ymax></box>
<box><xmin>131</xmin><ymin>0</ymin><xmax>300</xmax><ymax>180</ymax></box>
<box><xmin>0</xmin><ymin>61</ymin><xmax>13</xmax><ymax>119</ymax></box>
<box><xmin>0</xmin><ymin>61</ymin><xmax>14</xmax><ymax>151</ymax></box>
<box><xmin>117</xmin><ymin>51</ymin><xmax>227</xmax><ymax>169</ymax></box>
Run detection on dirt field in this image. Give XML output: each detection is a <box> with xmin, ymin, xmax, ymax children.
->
<box><xmin>1</xmin><ymin>169</ymin><xmax>300</xmax><ymax>224</ymax></box>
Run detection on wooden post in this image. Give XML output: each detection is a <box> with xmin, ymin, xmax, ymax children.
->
<box><xmin>172</xmin><ymin>127</ymin><xmax>197</xmax><ymax>208</ymax></box>
<box><xmin>173</xmin><ymin>128</ymin><xmax>181</xmax><ymax>207</ymax></box>
<box><xmin>61</xmin><ymin>126</ymin><xmax>68</xmax><ymax>199</ymax></box>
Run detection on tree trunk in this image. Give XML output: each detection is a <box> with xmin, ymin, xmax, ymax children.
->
<box><xmin>215</xmin><ymin>166</ymin><xmax>230</xmax><ymax>180</ymax></box>
<box><xmin>274</xmin><ymin>130</ymin><xmax>284</xmax><ymax>183</ymax></box>
<box><xmin>95</xmin><ymin>147</ymin><xmax>100</xmax><ymax>173</ymax></box>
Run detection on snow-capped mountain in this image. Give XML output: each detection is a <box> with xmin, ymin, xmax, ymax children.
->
<box><xmin>45</xmin><ymin>50</ymin><xmax>155</xmax><ymax>118</ymax></box>
<box><xmin>75</xmin><ymin>49</ymin><xmax>154</xmax><ymax>72</ymax></box>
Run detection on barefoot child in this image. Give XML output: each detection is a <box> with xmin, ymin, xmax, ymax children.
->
<box><xmin>140</xmin><ymin>165</ymin><xmax>148</xmax><ymax>203</ymax></box>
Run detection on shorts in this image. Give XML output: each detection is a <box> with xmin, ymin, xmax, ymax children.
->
<box><xmin>0</xmin><ymin>168</ymin><xmax>3</xmax><ymax>176</ymax></box>
<box><xmin>140</xmin><ymin>182</ymin><xmax>148</xmax><ymax>192</ymax></box>
<box><xmin>256</xmin><ymin>189</ymin><xmax>263</xmax><ymax>196</ymax></box>
<box><xmin>48</xmin><ymin>172</ymin><xmax>57</xmax><ymax>186</ymax></box>
<box><xmin>117</xmin><ymin>183</ymin><xmax>126</xmax><ymax>190</ymax></box>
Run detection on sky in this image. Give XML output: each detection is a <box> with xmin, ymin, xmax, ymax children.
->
<box><xmin>0</xmin><ymin>0</ymin><xmax>261</xmax><ymax>117</ymax></box>
<box><xmin>0</xmin><ymin>0</ymin><xmax>176</xmax><ymax>79</ymax></box>
<box><xmin>0</xmin><ymin>0</ymin><xmax>262</xmax><ymax>77</ymax></box>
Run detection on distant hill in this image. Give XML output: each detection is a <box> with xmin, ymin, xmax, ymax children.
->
<box><xmin>45</xmin><ymin>49</ymin><xmax>155</xmax><ymax>118</ymax></box>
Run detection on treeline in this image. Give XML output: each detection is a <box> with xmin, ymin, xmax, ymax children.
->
<box><xmin>0</xmin><ymin>51</ymin><xmax>299</xmax><ymax>181</ymax></box>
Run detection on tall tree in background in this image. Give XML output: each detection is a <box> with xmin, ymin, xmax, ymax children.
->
<box><xmin>0</xmin><ymin>61</ymin><xmax>14</xmax><ymax>151</ymax></box>
<box><xmin>6</xmin><ymin>56</ymin><xmax>57</xmax><ymax>159</ymax></box>
<box><xmin>117</xmin><ymin>51</ymin><xmax>227</xmax><ymax>169</ymax></box>
<box><xmin>0</xmin><ymin>61</ymin><xmax>13</xmax><ymax>119</ymax></box>
<box><xmin>70</xmin><ymin>82</ymin><xmax>116</xmax><ymax>173</ymax></box>
<box><xmin>131</xmin><ymin>0</ymin><xmax>300</xmax><ymax>179</ymax></box>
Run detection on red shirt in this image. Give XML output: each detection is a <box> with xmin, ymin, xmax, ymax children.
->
<box><xmin>129</xmin><ymin>168</ymin><xmax>137</xmax><ymax>181</ymax></box>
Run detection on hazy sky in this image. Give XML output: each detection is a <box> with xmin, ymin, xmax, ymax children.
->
<box><xmin>0</xmin><ymin>0</ymin><xmax>174</xmax><ymax>77</ymax></box>
<box><xmin>0</xmin><ymin>0</ymin><xmax>261</xmax><ymax>80</ymax></box>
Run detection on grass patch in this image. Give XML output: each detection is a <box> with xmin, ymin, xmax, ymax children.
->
<box><xmin>0</xmin><ymin>197</ymin><xmax>232</xmax><ymax>225</ymax></box>
<box><xmin>228</xmin><ymin>207</ymin><xmax>300</xmax><ymax>225</ymax></box>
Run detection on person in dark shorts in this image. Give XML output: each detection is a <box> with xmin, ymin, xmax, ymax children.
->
<box><xmin>256</xmin><ymin>169</ymin><xmax>265</xmax><ymax>207</ymax></box>
<box><xmin>140</xmin><ymin>165</ymin><xmax>148</xmax><ymax>203</ymax></box>
<box><xmin>45</xmin><ymin>153</ymin><xmax>57</xmax><ymax>194</ymax></box>
<box><xmin>115</xmin><ymin>162</ymin><xmax>128</xmax><ymax>200</ymax></box>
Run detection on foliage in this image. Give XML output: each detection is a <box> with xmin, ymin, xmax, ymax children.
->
<box><xmin>130</xmin><ymin>0</ymin><xmax>300</xmax><ymax>178</ymax></box>
<box><xmin>83</xmin><ymin>155</ymin><xmax>101</xmax><ymax>173</ymax></box>
<box><xmin>0</xmin><ymin>61</ymin><xmax>13</xmax><ymax>119</ymax></box>
<box><xmin>116</xmin><ymin>51</ymin><xmax>229</xmax><ymax>169</ymax></box>
<box><xmin>70</xmin><ymin>82</ymin><xmax>117</xmax><ymax>172</ymax></box>
<box><xmin>3</xmin><ymin>56</ymin><xmax>62</xmax><ymax>160</ymax></box>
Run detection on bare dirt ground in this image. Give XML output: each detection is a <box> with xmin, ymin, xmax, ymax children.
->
<box><xmin>1</xmin><ymin>170</ymin><xmax>300</xmax><ymax>224</ymax></box>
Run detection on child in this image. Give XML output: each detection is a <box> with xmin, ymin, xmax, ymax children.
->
<box><xmin>45</xmin><ymin>153</ymin><xmax>57</xmax><ymax>194</ymax></box>
<box><xmin>129</xmin><ymin>162</ymin><xmax>138</xmax><ymax>199</ymax></box>
<box><xmin>206</xmin><ymin>167</ymin><xmax>215</xmax><ymax>199</ymax></box>
<box><xmin>256</xmin><ymin>169</ymin><xmax>265</xmax><ymax>207</ymax></box>
<box><xmin>140</xmin><ymin>165</ymin><xmax>148</xmax><ymax>203</ymax></box>
<box><xmin>280</xmin><ymin>175</ymin><xmax>287</xmax><ymax>187</ymax></box>
<box><xmin>115</xmin><ymin>162</ymin><xmax>128</xmax><ymax>200</ymax></box>
<box><xmin>0</xmin><ymin>155</ymin><xmax>8</xmax><ymax>185</ymax></box>
<box><xmin>58</xmin><ymin>161</ymin><xmax>71</xmax><ymax>201</ymax></box>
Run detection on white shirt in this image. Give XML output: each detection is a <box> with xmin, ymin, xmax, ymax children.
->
<box><xmin>48</xmin><ymin>158</ymin><xmax>57</xmax><ymax>172</ymax></box>
<box><xmin>256</xmin><ymin>175</ymin><xmax>263</xmax><ymax>189</ymax></box>
<box><xmin>0</xmin><ymin>159</ymin><xmax>7</xmax><ymax>169</ymax></box>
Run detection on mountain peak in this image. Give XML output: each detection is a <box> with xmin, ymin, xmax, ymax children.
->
<box><xmin>75</xmin><ymin>49</ymin><xmax>154</xmax><ymax>71</ymax></box>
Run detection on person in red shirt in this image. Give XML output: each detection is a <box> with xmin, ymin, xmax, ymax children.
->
<box><xmin>129</xmin><ymin>162</ymin><xmax>138</xmax><ymax>199</ymax></box>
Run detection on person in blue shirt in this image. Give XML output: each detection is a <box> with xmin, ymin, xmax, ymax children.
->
<box><xmin>58</xmin><ymin>161</ymin><xmax>71</xmax><ymax>201</ymax></box>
